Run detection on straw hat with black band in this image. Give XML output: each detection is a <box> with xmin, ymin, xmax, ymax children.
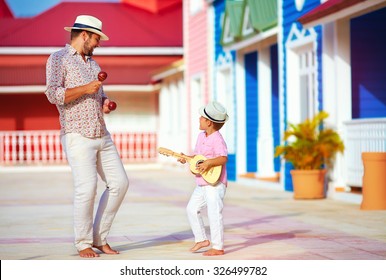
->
<box><xmin>64</xmin><ymin>15</ymin><xmax>109</xmax><ymax>41</ymax></box>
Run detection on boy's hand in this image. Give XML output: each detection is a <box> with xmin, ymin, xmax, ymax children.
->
<box><xmin>178</xmin><ymin>153</ymin><xmax>187</xmax><ymax>164</ymax></box>
<box><xmin>197</xmin><ymin>156</ymin><xmax>227</xmax><ymax>172</ymax></box>
<box><xmin>197</xmin><ymin>160</ymin><xmax>211</xmax><ymax>172</ymax></box>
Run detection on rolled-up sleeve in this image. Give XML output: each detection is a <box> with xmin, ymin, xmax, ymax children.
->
<box><xmin>45</xmin><ymin>53</ymin><xmax>66</xmax><ymax>105</ymax></box>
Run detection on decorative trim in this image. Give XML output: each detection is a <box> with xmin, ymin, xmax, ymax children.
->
<box><xmin>242</xmin><ymin>6</ymin><xmax>254</xmax><ymax>37</ymax></box>
<box><xmin>216</xmin><ymin>51</ymin><xmax>234</xmax><ymax>68</ymax></box>
<box><xmin>221</xmin><ymin>14</ymin><xmax>234</xmax><ymax>45</ymax></box>
<box><xmin>295</xmin><ymin>0</ymin><xmax>305</xmax><ymax>12</ymax></box>
<box><xmin>285</xmin><ymin>23</ymin><xmax>317</xmax><ymax>48</ymax></box>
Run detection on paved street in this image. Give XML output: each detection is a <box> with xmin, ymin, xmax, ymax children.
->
<box><xmin>0</xmin><ymin>164</ymin><xmax>386</xmax><ymax>260</ymax></box>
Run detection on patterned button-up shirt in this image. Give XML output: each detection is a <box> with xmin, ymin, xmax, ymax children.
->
<box><xmin>45</xmin><ymin>44</ymin><xmax>108</xmax><ymax>138</ymax></box>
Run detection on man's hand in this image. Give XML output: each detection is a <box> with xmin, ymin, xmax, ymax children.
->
<box><xmin>102</xmin><ymin>97</ymin><xmax>112</xmax><ymax>114</ymax></box>
<box><xmin>64</xmin><ymin>81</ymin><xmax>102</xmax><ymax>103</ymax></box>
<box><xmin>85</xmin><ymin>81</ymin><xmax>102</xmax><ymax>94</ymax></box>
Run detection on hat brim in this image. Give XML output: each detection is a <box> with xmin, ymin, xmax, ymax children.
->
<box><xmin>199</xmin><ymin>106</ymin><xmax>228</xmax><ymax>123</ymax></box>
<box><xmin>64</xmin><ymin>27</ymin><xmax>109</xmax><ymax>41</ymax></box>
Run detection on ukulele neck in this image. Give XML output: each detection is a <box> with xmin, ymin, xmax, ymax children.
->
<box><xmin>171</xmin><ymin>152</ymin><xmax>191</xmax><ymax>162</ymax></box>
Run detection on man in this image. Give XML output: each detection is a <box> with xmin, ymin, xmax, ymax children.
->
<box><xmin>45</xmin><ymin>15</ymin><xmax>129</xmax><ymax>258</ymax></box>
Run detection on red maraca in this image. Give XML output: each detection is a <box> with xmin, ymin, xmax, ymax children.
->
<box><xmin>108</xmin><ymin>101</ymin><xmax>117</xmax><ymax>110</ymax></box>
<box><xmin>98</xmin><ymin>71</ymin><xmax>117</xmax><ymax>111</ymax></box>
<box><xmin>98</xmin><ymin>71</ymin><xmax>108</xmax><ymax>82</ymax></box>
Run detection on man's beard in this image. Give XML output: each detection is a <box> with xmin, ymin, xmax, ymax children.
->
<box><xmin>83</xmin><ymin>39</ymin><xmax>94</xmax><ymax>56</ymax></box>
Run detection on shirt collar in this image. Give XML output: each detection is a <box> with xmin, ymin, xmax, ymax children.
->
<box><xmin>65</xmin><ymin>44</ymin><xmax>91</xmax><ymax>62</ymax></box>
<box><xmin>65</xmin><ymin>44</ymin><xmax>77</xmax><ymax>55</ymax></box>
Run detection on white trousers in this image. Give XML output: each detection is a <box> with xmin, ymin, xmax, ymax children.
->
<box><xmin>186</xmin><ymin>183</ymin><xmax>226</xmax><ymax>250</ymax></box>
<box><xmin>61</xmin><ymin>133</ymin><xmax>129</xmax><ymax>251</ymax></box>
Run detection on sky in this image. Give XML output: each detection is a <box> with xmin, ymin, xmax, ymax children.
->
<box><xmin>5</xmin><ymin>0</ymin><xmax>119</xmax><ymax>17</ymax></box>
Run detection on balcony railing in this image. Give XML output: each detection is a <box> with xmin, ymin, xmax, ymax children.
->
<box><xmin>0</xmin><ymin>130</ymin><xmax>157</xmax><ymax>166</ymax></box>
<box><xmin>343</xmin><ymin>118</ymin><xmax>386</xmax><ymax>187</ymax></box>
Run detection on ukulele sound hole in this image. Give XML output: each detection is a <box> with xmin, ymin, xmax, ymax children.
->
<box><xmin>196</xmin><ymin>160</ymin><xmax>204</xmax><ymax>168</ymax></box>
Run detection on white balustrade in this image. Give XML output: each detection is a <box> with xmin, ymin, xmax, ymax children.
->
<box><xmin>0</xmin><ymin>130</ymin><xmax>157</xmax><ymax>166</ymax></box>
<box><xmin>33</xmin><ymin>134</ymin><xmax>40</xmax><ymax>163</ymax></box>
<box><xmin>343</xmin><ymin>118</ymin><xmax>386</xmax><ymax>187</ymax></box>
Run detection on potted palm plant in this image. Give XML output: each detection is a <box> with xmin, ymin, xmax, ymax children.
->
<box><xmin>275</xmin><ymin>111</ymin><xmax>344</xmax><ymax>199</ymax></box>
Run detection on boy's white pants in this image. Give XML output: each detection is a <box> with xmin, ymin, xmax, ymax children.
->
<box><xmin>186</xmin><ymin>183</ymin><xmax>226</xmax><ymax>250</ymax></box>
<box><xmin>61</xmin><ymin>133</ymin><xmax>129</xmax><ymax>251</ymax></box>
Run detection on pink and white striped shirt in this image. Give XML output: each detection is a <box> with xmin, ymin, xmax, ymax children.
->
<box><xmin>45</xmin><ymin>44</ymin><xmax>108</xmax><ymax>138</ymax></box>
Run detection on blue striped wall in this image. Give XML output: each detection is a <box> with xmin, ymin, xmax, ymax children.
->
<box><xmin>351</xmin><ymin>7</ymin><xmax>386</xmax><ymax>118</ymax></box>
<box><xmin>316</xmin><ymin>25</ymin><xmax>323</xmax><ymax>112</ymax></box>
<box><xmin>243</xmin><ymin>45</ymin><xmax>280</xmax><ymax>174</ymax></box>
<box><xmin>214</xmin><ymin>0</ymin><xmax>226</xmax><ymax>60</ymax></box>
<box><xmin>270</xmin><ymin>44</ymin><xmax>280</xmax><ymax>172</ymax></box>
<box><xmin>245</xmin><ymin>51</ymin><xmax>258</xmax><ymax>172</ymax></box>
<box><xmin>214</xmin><ymin>0</ymin><xmax>237</xmax><ymax>180</ymax></box>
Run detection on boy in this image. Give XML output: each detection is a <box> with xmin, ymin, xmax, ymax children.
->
<box><xmin>178</xmin><ymin>101</ymin><xmax>228</xmax><ymax>256</ymax></box>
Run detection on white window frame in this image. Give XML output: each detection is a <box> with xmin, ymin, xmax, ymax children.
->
<box><xmin>216</xmin><ymin>53</ymin><xmax>235</xmax><ymax>154</ymax></box>
<box><xmin>300</xmin><ymin>47</ymin><xmax>317</xmax><ymax>120</ymax></box>
<box><xmin>286</xmin><ymin>24</ymin><xmax>318</xmax><ymax>124</ymax></box>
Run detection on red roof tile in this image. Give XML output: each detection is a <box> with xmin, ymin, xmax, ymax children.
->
<box><xmin>0</xmin><ymin>0</ymin><xmax>13</xmax><ymax>18</ymax></box>
<box><xmin>0</xmin><ymin>2</ymin><xmax>182</xmax><ymax>47</ymax></box>
<box><xmin>121</xmin><ymin>0</ymin><xmax>182</xmax><ymax>14</ymax></box>
<box><xmin>0</xmin><ymin>18</ymin><xmax>32</xmax><ymax>38</ymax></box>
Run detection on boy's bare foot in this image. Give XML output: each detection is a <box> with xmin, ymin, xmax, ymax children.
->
<box><xmin>203</xmin><ymin>248</ymin><xmax>225</xmax><ymax>256</ymax></box>
<box><xmin>79</xmin><ymin>248</ymin><xmax>100</xmax><ymax>258</ymax></box>
<box><xmin>93</xmin><ymin>244</ymin><xmax>119</xmax><ymax>255</ymax></box>
<box><xmin>190</xmin><ymin>240</ymin><xmax>210</xmax><ymax>252</ymax></box>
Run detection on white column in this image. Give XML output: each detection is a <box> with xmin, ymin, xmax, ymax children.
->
<box><xmin>158</xmin><ymin>85</ymin><xmax>169</xmax><ymax>151</ymax></box>
<box><xmin>235</xmin><ymin>52</ymin><xmax>247</xmax><ymax>175</ymax></box>
<box><xmin>178</xmin><ymin>78</ymin><xmax>188</xmax><ymax>154</ymax></box>
<box><xmin>326</xmin><ymin>19</ymin><xmax>352</xmax><ymax>193</ymax></box>
<box><xmin>256</xmin><ymin>47</ymin><xmax>276</xmax><ymax>178</ymax></box>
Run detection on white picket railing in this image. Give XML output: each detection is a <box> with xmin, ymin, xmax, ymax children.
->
<box><xmin>0</xmin><ymin>130</ymin><xmax>157</xmax><ymax>166</ymax></box>
<box><xmin>343</xmin><ymin>118</ymin><xmax>386</xmax><ymax>187</ymax></box>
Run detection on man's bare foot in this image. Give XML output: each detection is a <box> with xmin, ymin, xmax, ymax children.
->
<box><xmin>93</xmin><ymin>244</ymin><xmax>119</xmax><ymax>255</ymax></box>
<box><xmin>190</xmin><ymin>240</ymin><xmax>210</xmax><ymax>252</ymax></box>
<box><xmin>203</xmin><ymin>248</ymin><xmax>225</xmax><ymax>256</ymax></box>
<box><xmin>79</xmin><ymin>247</ymin><xmax>100</xmax><ymax>258</ymax></box>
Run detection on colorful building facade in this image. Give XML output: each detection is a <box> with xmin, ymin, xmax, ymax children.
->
<box><xmin>160</xmin><ymin>0</ymin><xmax>386</xmax><ymax>202</ymax></box>
<box><xmin>0</xmin><ymin>0</ymin><xmax>183</xmax><ymax>164</ymax></box>
<box><xmin>2</xmin><ymin>0</ymin><xmax>386</xmax><ymax>203</ymax></box>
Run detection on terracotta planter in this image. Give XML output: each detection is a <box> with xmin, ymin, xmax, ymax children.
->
<box><xmin>361</xmin><ymin>152</ymin><xmax>386</xmax><ymax>210</ymax></box>
<box><xmin>290</xmin><ymin>169</ymin><xmax>327</xmax><ymax>199</ymax></box>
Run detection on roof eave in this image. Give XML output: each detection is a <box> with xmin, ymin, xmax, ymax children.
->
<box><xmin>0</xmin><ymin>47</ymin><xmax>184</xmax><ymax>56</ymax></box>
<box><xmin>223</xmin><ymin>26</ymin><xmax>278</xmax><ymax>52</ymax></box>
<box><xmin>298</xmin><ymin>0</ymin><xmax>386</xmax><ymax>28</ymax></box>
<box><xmin>0</xmin><ymin>84</ymin><xmax>161</xmax><ymax>94</ymax></box>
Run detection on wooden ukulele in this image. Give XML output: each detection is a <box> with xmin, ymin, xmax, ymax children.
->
<box><xmin>158</xmin><ymin>147</ymin><xmax>222</xmax><ymax>185</ymax></box>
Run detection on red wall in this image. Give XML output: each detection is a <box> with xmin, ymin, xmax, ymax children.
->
<box><xmin>0</xmin><ymin>94</ymin><xmax>60</xmax><ymax>131</ymax></box>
